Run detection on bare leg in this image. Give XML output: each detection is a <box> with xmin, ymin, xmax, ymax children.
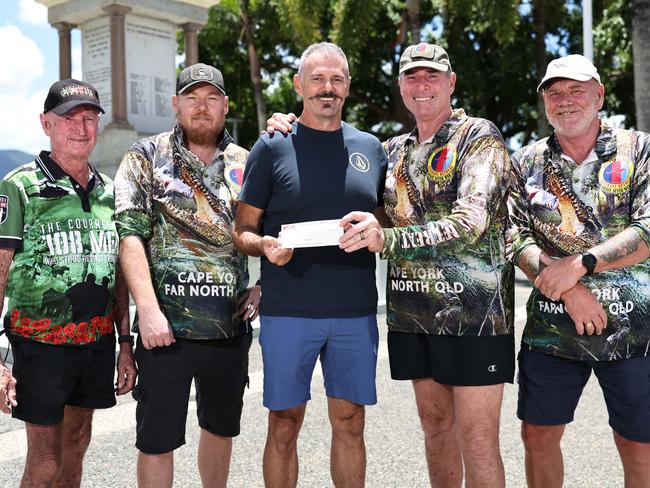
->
<box><xmin>137</xmin><ymin>451</ymin><xmax>173</xmax><ymax>488</ymax></box>
<box><xmin>21</xmin><ymin>422</ymin><xmax>63</xmax><ymax>488</ymax></box>
<box><xmin>412</xmin><ymin>379</ymin><xmax>462</xmax><ymax>488</ymax></box>
<box><xmin>55</xmin><ymin>406</ymin><xmax>94</xmax><ymax>488</ymax></box>
<box><xmin>613</xmin><ymin>430</ymin><xmax>650</xmax><ymax>488</ymax></box>
<box><xmin>521</xmin><ymin>422</ymin><xmax>565</xmax><ymax>488</ymax></box>
<box><xmin>197</xmin><ymin>428</ymin><xmax>232</xmax><ymax>488</ymax></box>
<box><xmin>263</xmin><ymin>404</ymin><xmax>306</xmax><ymax>488</ymax></box>
<box><xmin>453</xmin><ymin>384</ymin><xmax>505</xmax><ymax>488</ymax></box>
<box><xmin>328</xmin><ymin>397</ymin><xmax>366</xmax><ymax>488</ymax></box>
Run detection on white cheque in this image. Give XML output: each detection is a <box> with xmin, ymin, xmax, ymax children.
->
<box><xmin>279</xmin><ymin>219</ymin><xmax>343</xmax><ymax>248</ymax></box>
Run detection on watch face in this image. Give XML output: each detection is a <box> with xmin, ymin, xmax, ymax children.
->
<box><xmin>582</xmin><ymin>253</ymin><xmax>597</xmax><ymax>274</ymax></box>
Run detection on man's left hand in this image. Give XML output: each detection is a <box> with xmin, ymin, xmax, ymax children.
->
<box><xmin>0</xmin><ymin>364</ymin><xmax>17</xmax><ymax>413</ymax></box>
<box><xmin>339</xmin><ymin>211</ymin><xmax>384</xmax><ymax>253</ymax></box>
<box><xmin>237</xmin><ymin>285</ymin><xmax>261</xmax><ymax>321</ymax></box>
<box><xmin>534</xmin><ymin>253</ymin><xmax>586</xmax><ymax>301</ymax></box>
<box><xmin>115</xmin><ymin>346</ymin><xmax>137</xmax><ymax>395</ymax></box>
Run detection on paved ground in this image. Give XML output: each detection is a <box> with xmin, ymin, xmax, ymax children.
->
<box><xmin>0</xmin><ymin>274</ymin><xmax>625</xmax><ymax>487</ymax></box>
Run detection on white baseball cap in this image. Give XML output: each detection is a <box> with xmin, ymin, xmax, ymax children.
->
<box><xmin>537</xmin><ymin>54</ymin><xmax>601</xmax><ymax>92</ymax></box>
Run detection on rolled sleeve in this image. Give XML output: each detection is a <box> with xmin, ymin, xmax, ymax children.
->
<box><xmin>114</xmin><ymin>150</ymin><xmax>154</xmax><ymax>241</ymax></box>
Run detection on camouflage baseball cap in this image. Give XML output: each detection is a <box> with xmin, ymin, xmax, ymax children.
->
<box><xmin>177</xmin><ymin>63</ymin><xmax>226</xmax><ymax>95</ymax></box>
<box><xmin>399</xmin><ymin>43</ymin><xmax>451</xmax><ymax>74</ymax></box>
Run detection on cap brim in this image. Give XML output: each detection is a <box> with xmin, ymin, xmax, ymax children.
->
<box><xmin>50</xmin><ymin>99</ymin><xmax>105</xmax><ymax>115</ymax></box>
<box><xmin>399</xmin><ymin>60</ymin><xmax>450</xmax><ymax>74</ymax></box>
<box><xmin>537</xmin><ymin>73</ymin><xmax>597</xmax><ymax>92</ymax></box>
<box><xmin>177</xmin><ymin>80</ymin><xmax>226</xmax><ymax>96</ymax></box>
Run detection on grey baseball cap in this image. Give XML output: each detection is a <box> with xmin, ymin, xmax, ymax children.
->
<box><xmin>399</xmin><ymin>43</ymin><xmax>451</xmax><ymax>74</ymax></box>
<box><xmin>177</xmin><ymin>63</ymin><xmax>226</xmax><ymax>95</ymax></box>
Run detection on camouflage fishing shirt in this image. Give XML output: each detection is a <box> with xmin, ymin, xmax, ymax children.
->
<box><xmin>508</xmin><ymin>123</ymin><xmax>650</xmax><ymax>361</ymax></box>
<box><xmin>0</xmin><ymin>152</ymin><xmax>117</xmax><ymax>347</ymax></box>
<box><xmin>114</xmin><ymin>125</ymin><xmax>250</xmax><ymax>340</ymax></box>
<box><xmin>382</xmin><ymin>109</ymin><xmax>514</xmax><ymax>336</ymax></box>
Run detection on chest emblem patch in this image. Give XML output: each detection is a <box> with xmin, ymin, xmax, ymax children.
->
<box><xmin>228</xmin><ymin>168</ymin><xmax>243</xmax><ymax>192</ymax></box>
<box><xmin>0</xmin><ymin>195</ymin><xmax>7</xmax><ymax>224</ymax></box>
<box><xmin>349</xmin><ymin>153</ymin><xmax>370</xmax><ymax>173</ymax></box>
<box><xmin>598</xmin><ymin>159</ymin><xmax>634</xmax><ymax>194</ymax></box>
<box><xmin>427</xmin><ymin>145</ymin><xmax>457</xmax><ymax>182</ymax></box>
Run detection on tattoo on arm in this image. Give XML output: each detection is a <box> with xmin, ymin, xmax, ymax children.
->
<box><xmin>597</xmin><ymin>231</ymin><xmax>642</xmax><ymax>264</ymax></box>
<box><xmin>590</xmin><ymin>228</ymin><xmax>649</xmax><ymax>272</ymax></box>
<box><xmin>517</xmin><ymin>246</ymin><xmax>544</xmax><ymax>282</ymax></box>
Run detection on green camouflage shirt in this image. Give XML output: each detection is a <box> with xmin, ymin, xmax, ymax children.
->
<box><xmin>114</xmin><ymin>126</ymin><xmax>250</xmax><ymax>339</ymax></box>
<box><xmin>0</xmin><ymin>152</ymin><xmax>117</xmax><ymax>347</ymax></box>
<box><xmin>508</xmin><ymin>123</ymin><xmax>650</xmax><ymax>360</ymax></box>
<box><xmin>382</xmin><ymin>109</ymin><xmax>514</xmax><ymax>336</ymax></box>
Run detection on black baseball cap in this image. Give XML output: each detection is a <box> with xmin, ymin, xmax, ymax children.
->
<box><xmin>177</xmin><ymin>63</ymin><xmax>226</xmax><ymax>95</ymax></box>
<box><xmin>43</xmin><ymin>79</ymin><xmax>105</xmax><ymax>115</ymax></box>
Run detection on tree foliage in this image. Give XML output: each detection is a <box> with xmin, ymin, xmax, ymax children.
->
<box><xmin>189</xmin><ymin>0</ymin><xmax>636</xmax><ymax>150</ymax></box>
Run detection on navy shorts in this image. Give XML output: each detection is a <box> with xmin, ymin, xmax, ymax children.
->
<box><xmin>9</xmin><ymin>338</ymin><xmax>116</xmax><ymax>425</ymax></box>
<box><xmin>517</xmin><ymin>348</ymin><xmax>650</xmax><ymax>443</ymax></box>
<box><xmin>133</xmin><ymin>334</ymin><xmax>252</xmax><ymax>454</ymax></box>
<box><xmin>259</xmin><ymin>315</ymin><xmax>378</xmax><ymax>411</ymax></box>
<box><xmin>388</xmin><ymin>331</ymin><xmax>515</xmax><ymax>386</ymax></box>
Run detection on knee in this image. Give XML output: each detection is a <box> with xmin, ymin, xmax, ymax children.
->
<box><xmin>521</xmin><ymin>422</ymin><xmax>563</xmax><ymax>452</ymax></box>
<box><xmin>330</xmin><ymin>406</ymin><xmax>365</xmax><ymax>439</ymax></box>
<box><xmin>64</xmin><ymin>426</ymin><xmax>92</xmax><ymax>455</ymax></box>
<box><xmin>417</xmin><ymin>405</ymin><xmax>454</xmax><ymax>440</ymax></box>
<box><xmin>458</xmin><ymin>421</ymin><xmax>499</xmax><ymax>458</ymax></box>
<box><xmin>25</xmin><ymin>449</ymin><xmax>63</xmax><ymax>483</ymax></box>
<box><xmin>268</xmin><ymin>412</ymin><xmax>302</xmax><ymax>447</ymax></box>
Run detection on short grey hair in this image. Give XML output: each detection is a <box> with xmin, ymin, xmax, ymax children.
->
<box><xmin>297</xmin><ymin>42</ymin><xmax>350</xmax><ymax>78</ymax></box>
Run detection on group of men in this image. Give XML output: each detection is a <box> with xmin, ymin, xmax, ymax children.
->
<box><xmin>0</xmin><ymin>38</ymin><xmax>648</xmax><ymax>488</ymax></box>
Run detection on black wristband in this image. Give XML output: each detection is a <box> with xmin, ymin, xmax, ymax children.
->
<box><xmin>255</xmin><ymin>280</ymin><xmax>261</xmax><ymax>286</ymax></box>
<box><xmin>118</xmin><ymin>334</ymin><xmax>134</xmax><ymax>345</ymax></box>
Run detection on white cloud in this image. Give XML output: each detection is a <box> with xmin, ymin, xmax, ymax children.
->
<box><xmin>71</xmin><ymin>42</ymin><xmax>82</xmax><ymax>80</ymax></box>
<box><xmin>0</xmin><ymin>25</ymin><xmax>44</xmax><ymax>92</ymax></box>
<box><xmin>18</xmin><ymin>0</ymin><xmax>48</xmax><ymax>26</ymax></box>
<box><xmin>0</xmin><ymin>25</ymin><xmax>47</xmax><ymax>152</ymax></box>
<box><xmin>0</xmin><ymin>90</ymin><xmax>49</xmax><ymax>154</ymax></box>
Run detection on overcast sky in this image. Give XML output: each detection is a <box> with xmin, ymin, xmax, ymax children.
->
<box><xmin>0</xmin><ymin>0</ymin><xmax>82</xmax><ymax>154</ymax></box>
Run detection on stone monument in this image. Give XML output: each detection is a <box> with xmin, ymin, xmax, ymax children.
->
<box><xmin>37</xmin><ymin>0</ymin><xmax>220</xmax><ymax>176</ymax></box>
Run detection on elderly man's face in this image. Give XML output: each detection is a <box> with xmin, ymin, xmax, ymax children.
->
<box><xmin>399</xmin><ymin>67</ymin><xmax>456</xmax><ymax>121</ymax></box>
<box><xmin>40</xmin><ymin>106</ymin><xmax>100</xmax><ymax>162</ymax></box>
<box><xmin>543</xmin><ymin>79</ymin><xmax>604</xmax><ymax>138</ymax></box>
<box><xmin>173</xmin><ymin>83</ymin><xmax>228</xmax><ymax>146</ymax></box>
<box><xmin>293</xmin><ymin>51</ymin><xmax>350</xmax><ymax>123</ymax></box>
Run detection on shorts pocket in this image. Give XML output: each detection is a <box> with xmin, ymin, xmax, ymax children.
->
<box><xmin>132</xmin><ymin>385</ymin><xmax>147</xmax><ymax>403</ymax></box>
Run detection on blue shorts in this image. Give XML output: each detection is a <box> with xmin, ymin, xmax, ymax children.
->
<box><xmin>517</xmin><ymin>348</ymin><xmax>650</xmax><ymax>442</ymax></box>
<box><xmin>259</xmin><ymin>315</ymin><xmax>378</xmax><ymax>410</ymax></box>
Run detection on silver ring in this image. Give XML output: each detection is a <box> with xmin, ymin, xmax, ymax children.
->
<box><xmin>247</xmin><ymin>303</ymin><xmax>254</xmax><ymax>310</ymax></box>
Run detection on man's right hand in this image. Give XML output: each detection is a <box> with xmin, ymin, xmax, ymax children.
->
<box><xmin>262</xmin><ymin>235</ymin><xmax>293</xmax><ymax>266</ymax></box>
<box><xmin>561</xmin><ymin>283</ymin><xmax>607</xmax><ymax>336</ymax></box>
<box><xmin>138</xmin><ymin>307</ymin><xmax>176</xmax><ymax>349</ymax></box>
<box><xmin>0</xmin><ymin>363</ymin><xmax>17</xmax><ymax>414</ymax></box>
<box><xmin>265</xmin><ymin>113</ymin><xmax>297</xmax><ymax>136</ymax></box>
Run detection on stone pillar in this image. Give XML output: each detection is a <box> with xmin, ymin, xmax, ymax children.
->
<box><xmin>182</xmin><ymin>22</ymin><xmax>201</xmax><ymax>66</ymax></box>
<box><xmin>103</xmin><ymin>4</ymin><xmax>132</xmax><ymax>129</ymax></box>
<box><xmin>54</xmin><ymin>22</ymin><xmax>73</xmax><ymax>80</ymax></box>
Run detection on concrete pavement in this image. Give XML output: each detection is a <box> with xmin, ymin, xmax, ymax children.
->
<box><xmin>0</xmin><ymin>277</ymin><xmax>625</xmax><ymax>487</ymax></box>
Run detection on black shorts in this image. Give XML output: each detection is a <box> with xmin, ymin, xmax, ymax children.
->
<box><xmin>9</xmin><ymin>338</ymin><xmax>116</xmax><ymax>425</ymax></box>
<box><xmin>133</xmin><ymin>334</ymin><xmax>252</xmax><ymax>454</ymax></box>
<box><xmin>388</xmin><ymin>331</ymin><xmax>515</xmax><ymax>386</ymax></box>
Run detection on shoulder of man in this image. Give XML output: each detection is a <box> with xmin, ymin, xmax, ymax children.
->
<box><xmin>2</xmin><ymin>159</ymin><xmax>39</xmax><ymax>184</ymax></box>
<box><xmin>511</xmin><ymin>136</ymin><xmax>550</xmax><ymax>166</ymax></box>
<box><xmin>223</xmin><ymin>141</ymin><xmax>249</xmax><ymax>160</ymax></box>
<box><xmin>462</xmin><ymin>116</ymin><xmax>506</xmax><ymax>145</ymax></box>
<box><xmin>128</xmin><ymin>129</ymin><xmax>175</xmax><ymax>159</ymax></box>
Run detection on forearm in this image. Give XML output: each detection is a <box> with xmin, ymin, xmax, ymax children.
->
<box><xmin>113</xmin><ymin>264</ymin><xmax>131</xmax><ymax>336</ymax></box>
<box><xmin>118</xmin><ymin>236</ymin><xmax>160</xmax><ymax>313</ymax></box>
<box><xmin>590</xmin><ymin>227</ymin><xmax>650</xmax><ymax>273</ymax></box>
<box><xmin>233</xmin><ymin>225</ymin><xmax>264</xmax><ymax>257</ymax></box>
<box><xmin>0</xmin><ymin>249</ymin><xmax>14</xmax><ymax>367</ymax></box>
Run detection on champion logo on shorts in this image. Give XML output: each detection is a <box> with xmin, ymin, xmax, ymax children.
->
<box><xmin>349</xmin><ymin>152</ymin><xmax>370</xmax><ymax>173</ymax></box>
<box><xmin>0</xmin><ymin>195</ymin><xmax>8</xmax><ymax>224</ymax></box>
<box><xmin>598</xmin><ymin>158</ymin><xmax>634</xmax><ymax>194</ymax></box>
<box><xmin>427</xmin><ymin>145</ymin><xmax>457</xmax><ymax>182</ymax></box>
<box><xmin>487</xmin><ymin>364</ymin><xmax>498</xmax><ymax>373</ymax></box>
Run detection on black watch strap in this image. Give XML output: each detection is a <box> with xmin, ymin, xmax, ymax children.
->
<box><xmin>581</xmin><ymin>252</ymin><xmax>597</xmax><ymax>276</ymax></box>
<box><xmin>118</xmin><ymin>334</ymin><xmax>134</xmax><ymax>345</ymax></box>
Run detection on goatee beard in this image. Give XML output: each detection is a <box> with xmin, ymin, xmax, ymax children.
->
<box><xmin>184</xmin><ymin>125</ymin><xmax>221</xmax><ymax>146</ymax></box>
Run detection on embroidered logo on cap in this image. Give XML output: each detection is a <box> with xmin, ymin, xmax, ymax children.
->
<box><xmin>190</xmin><ymin>65</ymin><xmax>214</xmax><ymax>82</ymax></box>
<box><xmin>349</xmin><ymin>153</ymin><xmax>370</xmax><ymax>173</ymax></box>
<box><xmin>598</xmin><ymin>159</ymin><xmax>634</xmax><ymax>194</ymax></box>
<box><xmin>427</xmin><ymin>145</ymin><xmax>457</xmax><ymax>182</ymax></box>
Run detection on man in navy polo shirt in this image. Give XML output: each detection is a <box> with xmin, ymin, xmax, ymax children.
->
<box><xmin>233</xmin><ymin>42</ymin><xmax>387</xmax><ymax>488</ymax></box>
<box><xmin>0</xmin><ymin>79</ymin><xmax>135</xmax><ymax>487</ymax></box>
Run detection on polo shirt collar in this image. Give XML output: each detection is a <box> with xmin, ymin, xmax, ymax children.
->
<box><xmin>36</xmin><ymin>150</ymin><xmax>104</xmax><ymax>187</ymax></box>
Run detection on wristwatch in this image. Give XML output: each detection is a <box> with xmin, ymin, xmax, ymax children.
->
<box><xmin>118</xmin><ymin>334</ymin><xmax>134</xmax><ymax>345</ymax></box>
<box><xmin>581</xmin><ymin>252</ymin><xmax>597</xmax><ymax>276</ymax></box>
